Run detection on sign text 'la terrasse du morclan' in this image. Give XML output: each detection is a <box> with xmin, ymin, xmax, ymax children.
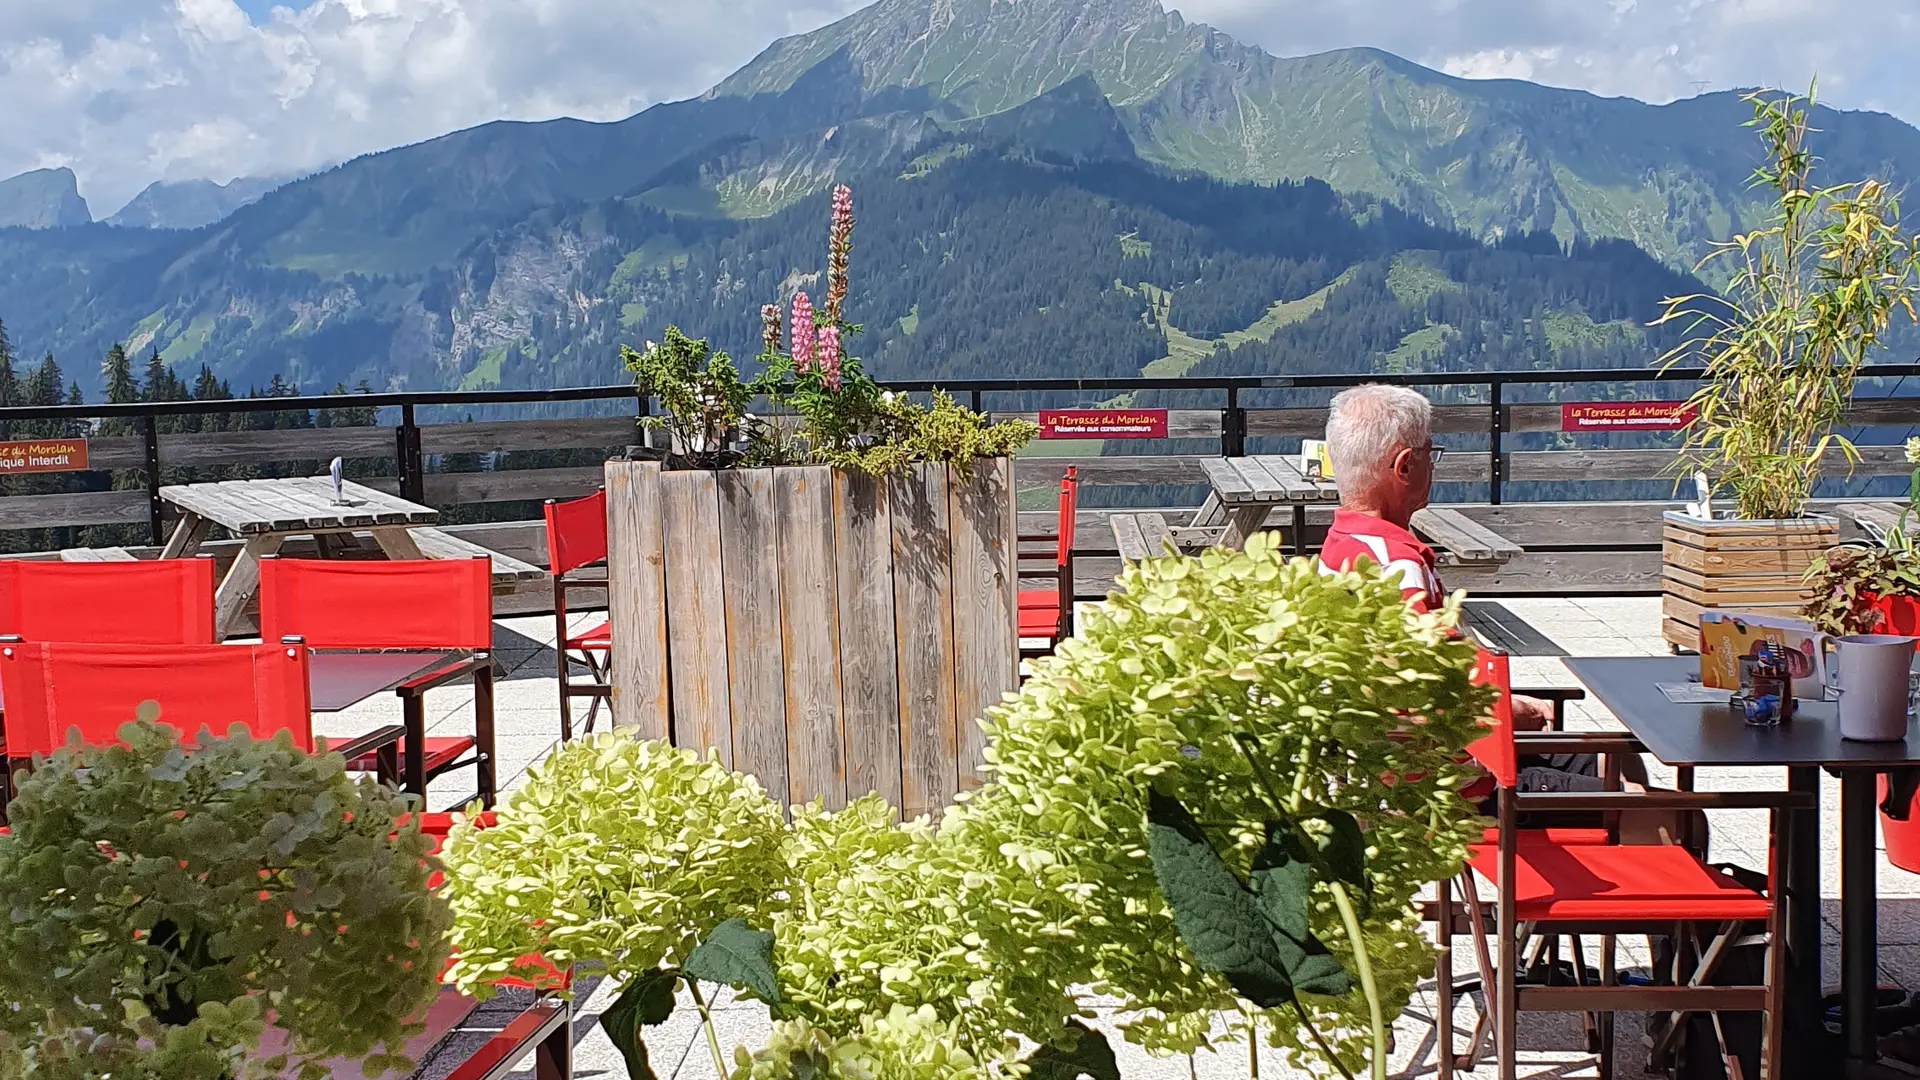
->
<box><xmin>0</xmin><ymin>438</ymin><xmax>89</xmax><ymax>474</ymax></box>
<box><xmin>1037</xmin><ymin>409</ymin><xmax>1168</xmax><ymax>439</ymax></box>
<box><xmin>1559</xmin><ymin>402</ymin><xmax>1697</xmax><ymax>433</ymax></box>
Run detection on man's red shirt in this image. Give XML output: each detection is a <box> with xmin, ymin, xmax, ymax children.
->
<box><xmin>1317</xmin><ymin>508</ymin><xmax>1445</xmax><ymax>613</ymax></box>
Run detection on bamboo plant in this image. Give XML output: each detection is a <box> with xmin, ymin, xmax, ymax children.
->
<box><xmin>1656</xmin><ymin>86</ymin><xmax>1920</xmax><ymax>522</ymax></box>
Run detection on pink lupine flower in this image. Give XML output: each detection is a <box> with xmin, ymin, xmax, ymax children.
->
<box><xmin>817</xmin><ymin>325</ymin><xmax>842</xmax><ymax>390</ymax></box>
<box><xmin>826</xmin><ymin>185</ymin><xmax>854</xmax><ymax>324</ymax></box>
<box><xmin>760</xmin><ymin>304</ymin><xmax>782</xmax><ymax>356</ymax></box>
<box><xmin>790</xmin><ymin>291</ymin><xmax>816</xmax><ymax>372</ymax></box>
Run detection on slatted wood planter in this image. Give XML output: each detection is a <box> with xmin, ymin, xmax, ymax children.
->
<box><xmin>603</xmin><ymin>458</ymin><xmax>1019</xmax><ymax>819</ymax></box>
<box><xmin>1660</xmin><ymin>511</ymin><xmax>1839</xmax><ymax>651</ymax></box>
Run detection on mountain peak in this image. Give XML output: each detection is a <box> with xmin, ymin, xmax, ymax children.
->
<box><xmin>0</xmin><ymin>167</ymin><xmax>91</xmax><ymax>229</ymax></box>
<box><xmin>107</xmin><ymin>175</ymin><xmax>286</xmax><ymax>230</ymax></box>
<box><xmin>713</xmin><ymin>0</ymin><xmax>1203</xmax><ymax>117</ymax></box>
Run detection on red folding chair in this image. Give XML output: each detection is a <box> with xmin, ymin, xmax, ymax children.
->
<box><xmin>543</xmin><ymin>491</ymin><xmax>609</xmax><ymax>741</ymax></box>
<box><xmin>259</xmin><ymin>556</ymin><xmax>497</xmax><ymax>809</ymax></box>
<box><xmin>1017</xmin><ymin>466</ymin><xmax>1077</xmax><ymax>659</ymax></box>
<box><xmin>0</xmin><ymin>639</ymin><xmax>401</xmax><ymax>779</ymax></box>
<box><xmin>0</xmin><ymin>556</ymin><xmax>218</xmax><ymax>810</ymax></box>
<box><xmin>1435</xmin><ymin>648</ymin><xmax>1801</xmax><ymax>1080</ymax></box>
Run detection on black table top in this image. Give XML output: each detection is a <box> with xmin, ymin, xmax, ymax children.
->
<box><xmin>308</xmin><ymin>650</ymin><xmax>457</xmax><ymax>713</ymax></box>
<box><xmin>1564</xmin><ymin>655</ymin><xmax>1920</xmax><ymax>769</ymax></box>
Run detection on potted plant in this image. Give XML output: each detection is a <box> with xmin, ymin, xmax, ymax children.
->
<box><xmin>1654</xmin><ymin>87</ymin><xmax>1920</xmax><ymax>651</ymax></box>
<box><xmin>0</xmin><ymin>720</ymin><xmax>449</xmax><ymax>1080</ymax></box>
<box><xmin>447</xmin><ymin>536</ymin><xmax>1491</xmax><ymax>1079</ymax></box>
<box><xmin>605</xmin><ymin>184</ymin><xmax>1036</xmax><ymax>818</ymax></box>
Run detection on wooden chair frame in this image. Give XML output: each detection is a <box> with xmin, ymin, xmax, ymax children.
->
<box><xmin>544</xmin><ymin>493</ymin><xmax>611</xmax><ymax>741</ymax></box>
<box><xmin>1435</xmin><ymin>739</ymin><xmax>1805</xmax><ymax>1080</ymax></box>
<box><xmin>1017</xmin><ymin>467</ymin><xmax>1077</xmax><ymax>660</ymax></box>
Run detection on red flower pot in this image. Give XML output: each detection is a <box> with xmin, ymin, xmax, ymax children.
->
<box><xmin>1880</xmin><ymin>776</ymin><xmax>1920</xmax><ymax>874</ymax></box>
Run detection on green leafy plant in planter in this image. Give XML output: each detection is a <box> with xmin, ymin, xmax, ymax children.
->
<box><xmin>1655</xmin><ymin>86</ymin><xmax>1920</xmax><ymax>521</ymax></box>
<box><xmin>440</xmin><ymin>734</ymin><xmax>789</xmax><ymax>1080</ymax></box>
<box><xmin>625</xmin><ymin>184</ymin><xmax>1034</xmax><ymax>475</ymax></box>
<box><xmin>0</xmin><ymin>719</ymin><xmax>448</xmax><ymax>1080</ymax></box>
<box><xmin>1804</xmin><ymin>439</ymin><xmax>1920</xmax><ymax>635</ymax></box>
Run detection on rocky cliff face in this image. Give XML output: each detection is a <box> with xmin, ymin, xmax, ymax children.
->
<box><xmin>0</xmin><ymin>168</ymin><xmax>91</xmax><ymax>229</ymax></box>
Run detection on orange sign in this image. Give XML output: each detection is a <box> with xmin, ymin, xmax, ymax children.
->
<box><xmin>1038</xmin><ymin>409</ymin><xmax>1168</xmax><ymax>439</ymax></box>
<box><xmin>0</xmin><ymin>438</ymin><xmax>89</xmax><ymax>474</ymax></box>
<box><xmin>1560</xmin><ymin>401</ymin><xmax>1696</xmax><ymax>432</ymax></box>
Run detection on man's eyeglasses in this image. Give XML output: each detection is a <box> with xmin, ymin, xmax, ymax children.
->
<box><xmin>1404</xmin><ymin>444</ymin><xmax>1444</xmax><ymax>465</ymax></box>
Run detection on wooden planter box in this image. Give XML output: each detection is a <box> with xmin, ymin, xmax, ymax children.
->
<box><xmin>1660</xmin><ymin>510</ymin><xmax>1839</xmax><ymax>651</ymax></box>
<box><xmin>603</xmin><ymin>458</ymin><xmax>1019</xmax><ymax>820</ymax></box>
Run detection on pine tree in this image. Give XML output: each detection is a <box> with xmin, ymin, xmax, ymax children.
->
<box><xmin>101</xmin><ymin>344</ymin><xmax>137</xmax><ymax>405</ymax></box>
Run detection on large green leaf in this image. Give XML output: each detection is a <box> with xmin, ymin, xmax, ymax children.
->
<box><xmin>599</xmin><ymin>968</ymin><xmax>679</xmax><ymax>1080</ymax></box>
<box><xmin>1024</xmin><ymin>1019</ymin><xmax>1121</xmax><ymax>1080</ymax></box>
<box><xmin>1248</xmin><ymin>824</ymin><xmax>1354</xmax><ymax>999</ymax></box>
<box><xmin>684</xmin><ymin>918</ymin><xmax>782</xmax><ymax>1005</ymax></box>
<box><xmin>1145</xmin><ymin>791</ymin><xmax>1297</xmax><ymax>1008</ymax></box>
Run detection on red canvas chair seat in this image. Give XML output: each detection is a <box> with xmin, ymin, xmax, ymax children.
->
<box><xmin>352</xmin><ymin>737</ymin><xmax>476</xmax><ymax>777</ymax></box>
<box><xmin>564</xmin><ymin>619</ymin><xmax>610</xmax><ymax>651</ymax></box>
<box><xmin>1464</xmin><ymin>841</ymin><xmax>1770</xmax><ymax>922</ymax></box>
<box><xmin>1481</xmin><ymin>826</ymin><xmax>1608</xmax><ymax>847</ymax></box>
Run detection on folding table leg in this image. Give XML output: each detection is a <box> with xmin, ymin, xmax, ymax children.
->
<box><xmin>213</xmin><ymin>533</ymin><xmax>285</xmax><ymax>639</ymax></box>
<box><xmin>1436</xmin><ymin>876</ymin><xmax>1456</xmax><ymax>1080</ymax></box>
<box><xmin>474</xmin><ymin>658</ymin><xmax>497</xmax><ymax>809</ymax></box>
<box><xmin>402</xmin><ymin>693</ymin><xmax>427</xmax><ymax>806</ymax></box>
<box><xmin>535</xmin><ymin>999</ymin><xmax>573</xmax><ymax>1080</ymax></box>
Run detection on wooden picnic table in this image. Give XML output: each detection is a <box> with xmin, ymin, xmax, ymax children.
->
<box><xmin>158</xmin><ymin>476</ymin><xmax>543</xmax><ymax>638</ymax></box>
<box><xmin>1198</xmin><ymin>454</ymin><xmax>1340</xmax><ymax>553</ymax></box>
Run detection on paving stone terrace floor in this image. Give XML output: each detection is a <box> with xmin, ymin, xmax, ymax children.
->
<box><xmin>309</xmin><ymin>598</ymin><xmax>1920</xmax><ymax>1079</ymax></box>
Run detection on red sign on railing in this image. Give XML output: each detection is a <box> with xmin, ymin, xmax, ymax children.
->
<box><xmin>0</xmin><ymin>438</ymin><xmax>88</xmax><ymax>474</ymax></box>
<box><xmin>1560</xmin><ymin>402</ymin><xmax>1696</xmax><ymax>432</ymax></box>
<box><xmin>1037</xmin><ymin>409</ymin><xmax>1168</xmax><ymax>439</ymax></box>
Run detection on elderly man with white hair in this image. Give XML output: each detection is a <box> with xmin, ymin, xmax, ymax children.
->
<box><xmin>1315</xmin><ymin>384</ymin><xmax>1687</xmax><ymax>831</ymax></box>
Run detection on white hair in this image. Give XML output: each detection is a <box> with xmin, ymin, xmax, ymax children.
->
<box><xmin>1325</xmin><ymin>384</ymin><xmax>1432</xmax><ymax>490</ymax></box>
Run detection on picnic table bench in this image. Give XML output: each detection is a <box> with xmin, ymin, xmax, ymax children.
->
<box><xmin>1410</xmin><ymin>506</ymin><xmax>1523</xmax><ymax>565</ymax></box>
<box><xmin>1836</xmin><ymin>500</ymin><xmax>1919</xmax><ymax>544</ymax></box>
<box><xmin>58</xmin><ymin>546</ymin><xmax>137</xmax><ymax>562</ymax></box>
<box><xmin>157</xmin><ymin>476</ymin><xmax>542</xmax><ymax>638</ymax></box>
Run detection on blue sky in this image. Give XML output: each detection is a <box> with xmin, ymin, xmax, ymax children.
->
<box><xmin>0</xmin><ymin>0</ymin><xmax>1913</xmax><ymax>215</ymax></box>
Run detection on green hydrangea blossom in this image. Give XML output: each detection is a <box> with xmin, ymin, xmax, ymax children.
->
<box><xmin>441</xmin><ymin>734</ymin><xmax>788</xmax><ymax>996</ymax></box>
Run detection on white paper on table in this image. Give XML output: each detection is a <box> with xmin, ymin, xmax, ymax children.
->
<box><xmin>1658</xmin><ymin>682</ymin><xmax>1731</xmax><ymax>704</ymax></box>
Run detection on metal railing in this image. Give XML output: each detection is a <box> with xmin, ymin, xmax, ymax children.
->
<box><xmin>7</xmin><ymin>362</ymin><xmax>1920</xmax><ymax>542</ymax></box>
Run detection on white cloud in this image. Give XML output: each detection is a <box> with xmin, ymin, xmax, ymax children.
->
<box><xmin>0</xmin><ymin>0</ymin><xmax>864</xmax><ymax>214</ymax></box>
<box><xmin>2</xmin><ymin>0</ymin><xmax>1913</xmax><ymax>216</ymax></box>
<box><xmin>1169</xmin><ymin>0</ymin><xmax>1918</xmax><ymax>116</ymax></box>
